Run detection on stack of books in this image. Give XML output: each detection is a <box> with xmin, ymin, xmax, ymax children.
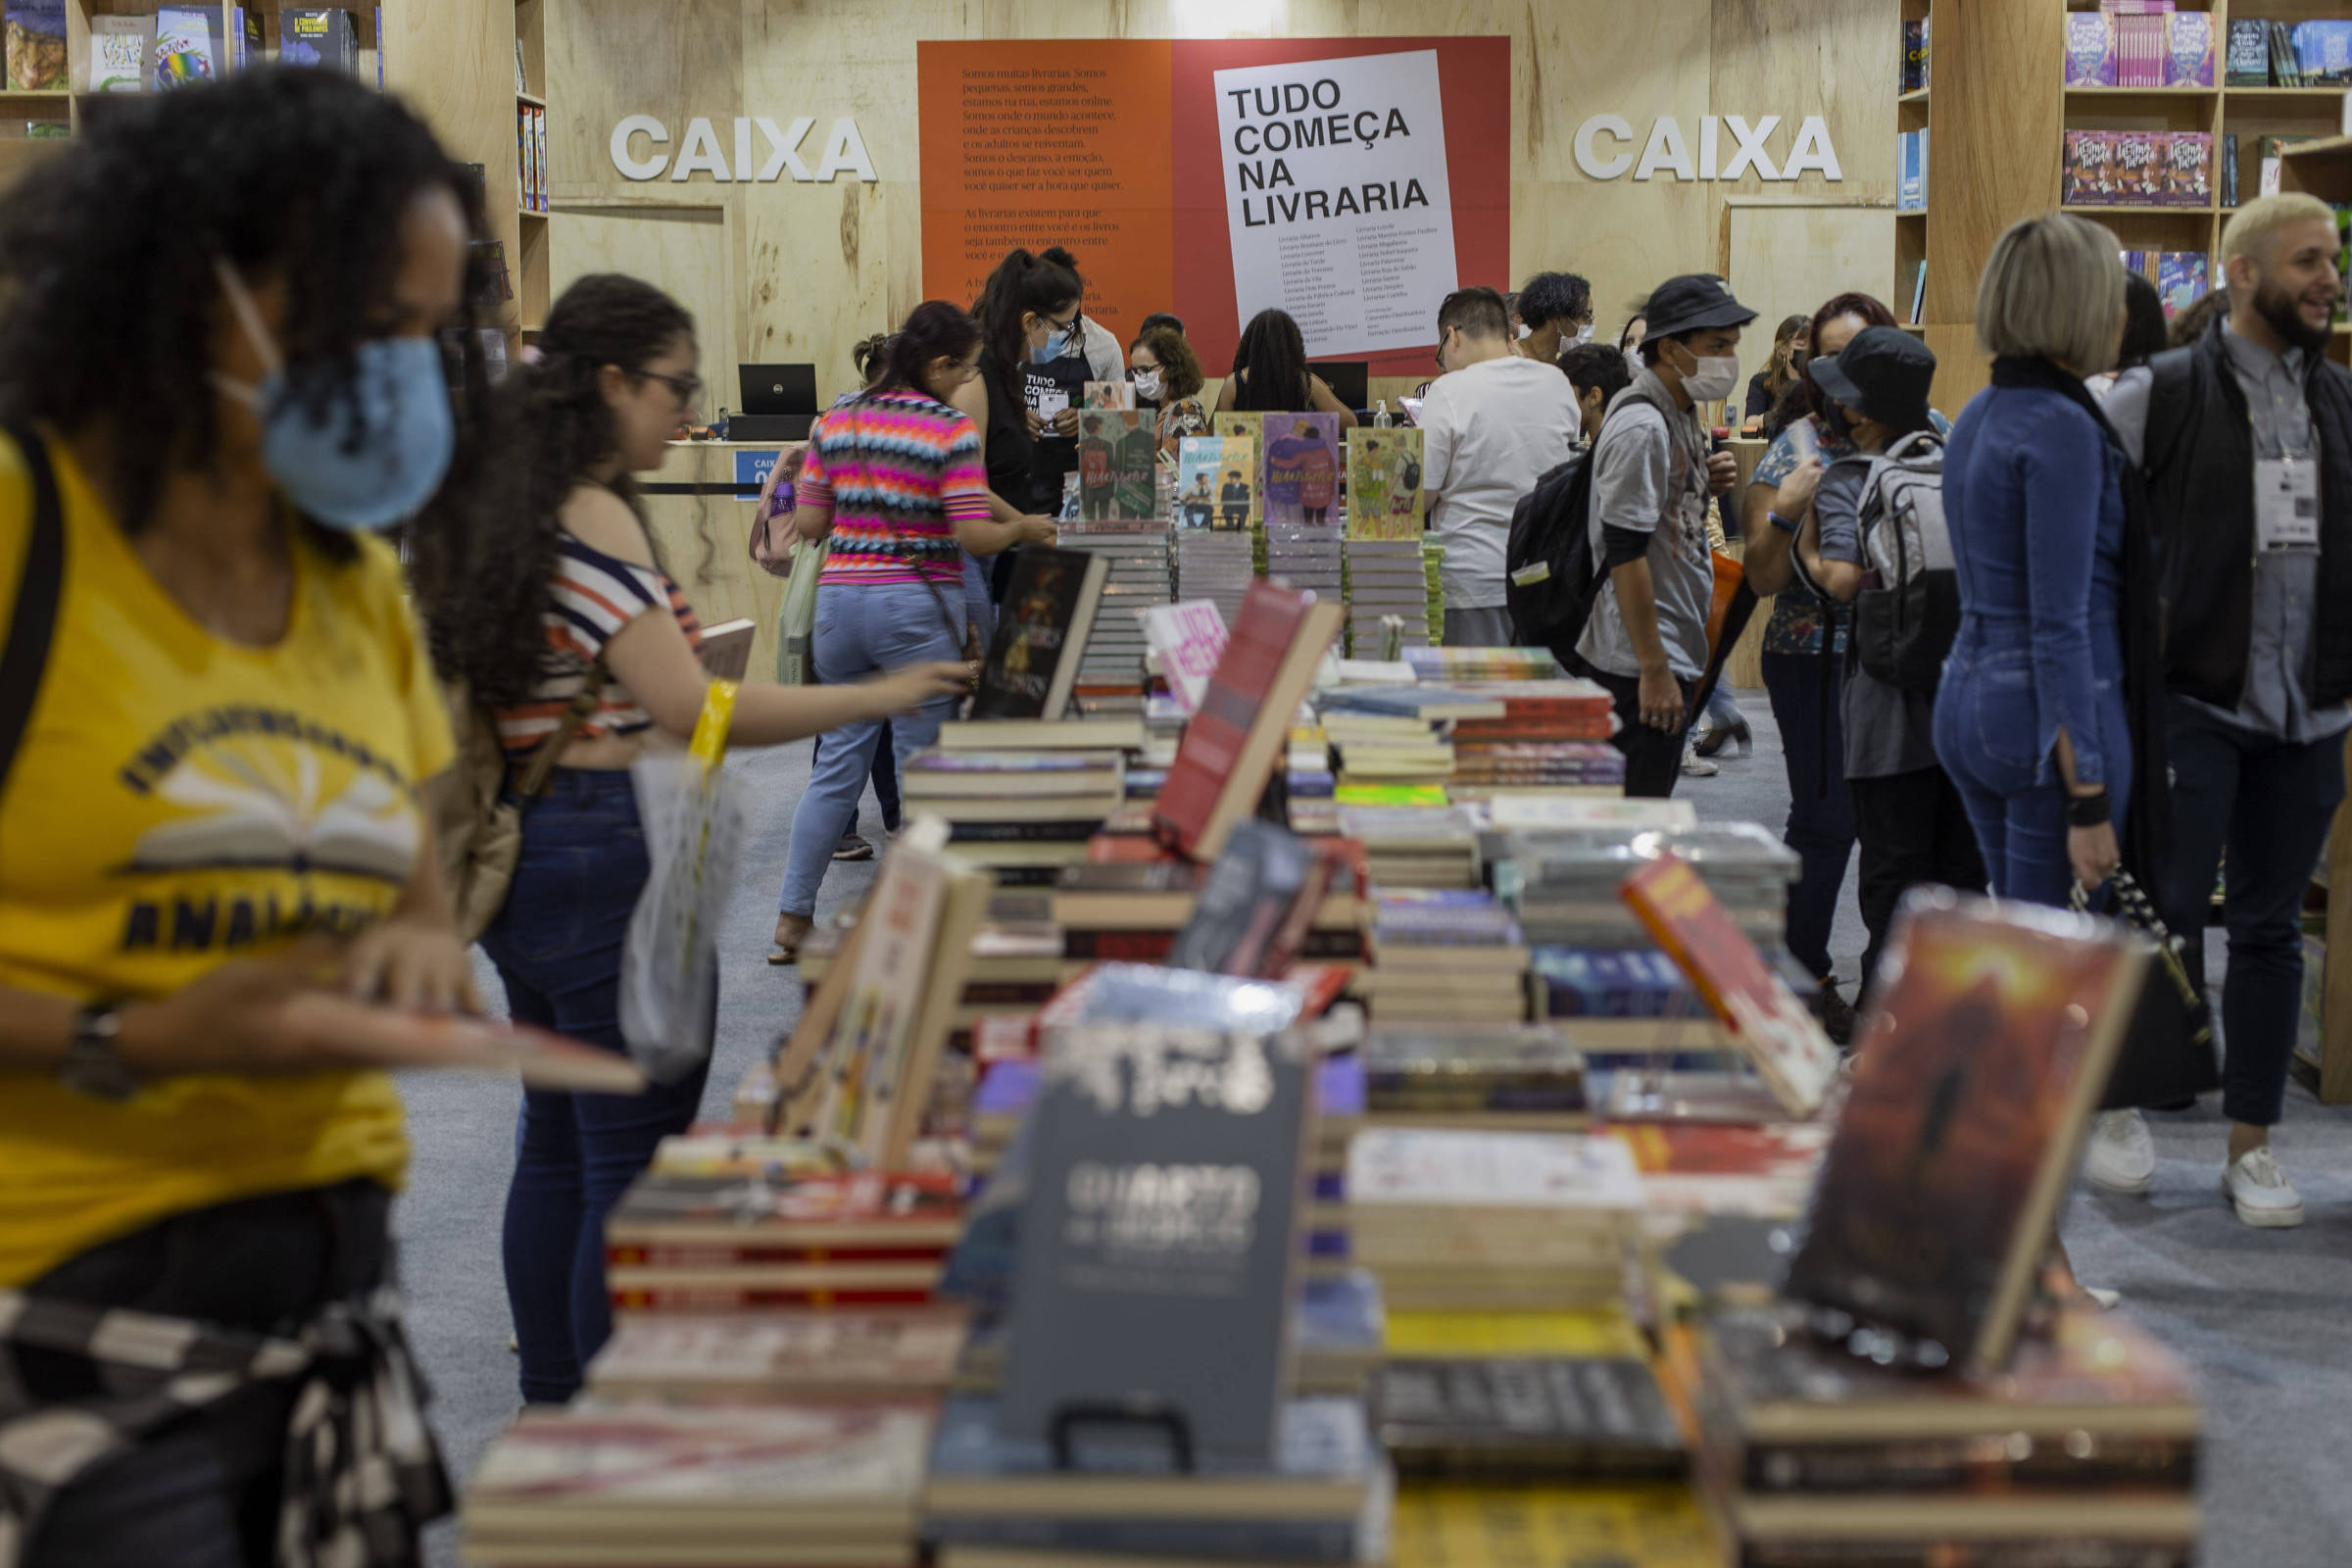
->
<box><xmin>1056</xmin><ymin>521</ymin><xmax>1171</xmax><ymax>705</ymax></box>
<box><xmin>1347</xmin><ymin>1125</ymin><xmax>1643</xmax><ymax>1309</ymax></box>
<box><xmin>797</xmin><ymin>911</ymin><xmax>1064</xmax><ymax>1057</ymax></box>
<box><xmin>465</xmin><ymin>1402</ymin><xmax>936</xmax><ymax>1567</ymax></box>
<box><xmin>1337</xmin><ymin>803</ymin><xmax>1482</xmax><ymax>889</ymax></box>
<box><xmin>1176</xmin><ymin>527</ymin><xmax>1257</xmax><ymax>625</ymax></box>
<box><xmin>923</xmin><ymin>1396</ymin><xmax>1393</xmax><ymax>1564</ymax></box>
<box><xmin>1528</xmin><ymin>945</ymin><xmax>1740</xmax><ymax>1056</ymax></box>
<box><xmin>1359</xmin><ymin>1021</ymin><xmax>1589</xmax><ymax>1130</ymax></box>
<box><xmin>1423</xmin><ymin>539</ymin><xmax>1446</xmax><ymax>644</ymax></box>
<box><xmin>604</xmin><ymin>1160</ymin><xmax>967</xmax><ymax>1313</ymax></box>
<box><xmin>1444</xmin><ymin>678</ymin><xmax>1623</xmax><ymax>798</ymax></box>
<box><xmin>1402</xmin><ymin>647</ymin><xmax>1563</xmax><ymax>682</ymax></box>
<box><xmin>1045</xmin><ymin>856</ymin><xmax>1366</xmax><ymax>972</ymax></box>
<box><xmin>586</xmin><ymin>1310</ymin><xmax>970</xmax><ymax>1403</ymax></box>
<box><xmin>1355</xmin><ymin>889</ymin><xmax>1531</xmax><ymax>1024</ymax></box>
<box><xmin>904</xmin><ymin>745</ymin><xmax>1128</xmax><ymax>886</ymax></box>
<box><xmin>1371</xmin><ymin>1350</ymin><xmax>1685</xmax><ymax>1482</ymax></box>
<box><xmin>1692</xmin><ymin>1304</ymin><xmax>2200</xmax><ymax>1568</ymax></box>
<box><xmin>1265</xmin><ymin>519</ymin><xmax>1345</xmax><ymax>601</ymax></box>
<box><xmin>1323</xmin><ymin>709</ymin><xmax>1455</xmax><ymax>795</ymax></box>
<box><xmin>1507</xmin><ymin>821</ymin><xmax>1799</xmax><ymax>949</ymax></box>
<box><xmin>1343</xmin><ymin>537</ymin><xmax>1431</xmax><ymax>653</ymax></box>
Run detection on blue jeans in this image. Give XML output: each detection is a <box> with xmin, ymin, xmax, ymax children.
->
<box><xmin>479</xmin><ymin>767</ymin><xmax>710</xmax><ymax>1404</ymax></box>
<box><xmin>812</xmin><ymin>721</ymin><xmax>902</xmax><ymax>836</ymax></box>
<box><xmin>1935</xmin><ymin>644</ymin><xmax>2131</xmax><ymax>907</ymax></box>
<box><xmin>777</xmin><ymin>581</ymin><xmax>964</xmax><ymax>917</ymax></box>
<box><xmin>1761</xmin><ymin>651</ymin><xmax>1854</xmax><ymax>981</ymax></box>
<box><xmin>2157</xmin><ymin>697</ymin><xmax>2347</xmax><ymax>1126</ymax></box>
<box><xmin>1702</xmin><ymin>681</ymin><xmax>1742</xmax><ymax>731</ymax></box>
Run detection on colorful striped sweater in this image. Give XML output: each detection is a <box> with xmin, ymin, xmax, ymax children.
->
<box><xmin>797</xmin><ymin>387</ymin><xmax>992</xmax><ymax>587</ymax></box>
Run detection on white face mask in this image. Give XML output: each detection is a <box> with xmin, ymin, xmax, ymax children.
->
<box><xmin>1575</xmin><ymin>323</ymin><xmax>1595</xmax><ymax>345</ymax></box>
<box><xmin>1676</xmin><ymin>349</ymin><xmax>1740</xmax><ymax>403</ymax></box>
<box><xmin>1132</xmin><ymin>368</ymin><xmax>1162</xmax><ymax>400</ymax></box>
<box><xmin>1515</xmin><ymin>322</ymin><xmax>1532</xmax><ymax>340</ymax></box>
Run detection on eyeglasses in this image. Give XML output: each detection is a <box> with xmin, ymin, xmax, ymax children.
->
<box><xmin>640</xmin><ymin>368</ymin><xmax>703</xmax><ymax>408</ymax></box>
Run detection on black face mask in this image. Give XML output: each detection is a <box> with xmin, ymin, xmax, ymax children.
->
<box><xmin>1820</xmin><ymin>402</ymin><xmax>1855</xmax><ymax>444</ymax></box>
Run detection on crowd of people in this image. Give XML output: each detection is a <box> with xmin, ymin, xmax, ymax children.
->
<box><xmin>0</xmin><ymin>64</ymin><xmax>2345</xmax><ymax>1566</ymax></box>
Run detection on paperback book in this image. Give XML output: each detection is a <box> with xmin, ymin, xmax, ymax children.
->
<box><xmin>85</xmin><ymin>14</ymin><xmax>153</xmax><ymax>92</ymax></box>
<box><xmin>1345</xmin><ymin>427</ymin><xmax>1426</xmax><ymax>539</ymax></box>
<box><xmin>3</xmin><ymin>0</ymin><xmax>63</xmax><ymax>90</ymax></box>
<box><xmin>1074</xmin><ymin>409</ymin><xmax>1157</xmax><ymax>522</ymax></box>
<box><xmin>1263</xmin><ymin>414</ymin><xmax>1344</xmax><ymax>527</ymax></box>
<box><xmin>1138</xmin><ymin>599</ymin><xmax>1227</xmax><ymax>713</ymax></box>
<box><xmin>152</xmin><ymin>6</ymin><xmax>217</xmax><ymax>88</ymax></box>
<box><xmin>970</xmin><ymin>545</ymin><xmax>1109</xmax><ymax>722</ymax></box>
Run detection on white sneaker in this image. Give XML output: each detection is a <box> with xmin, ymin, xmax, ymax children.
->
<box><xmin>2222</xmin><ymin>1146</ymin><xmax>2305</xmax><ymax>1229</ymax></box>
<box><xmin>1680</xmin><ymin>751</ymin><xmax>1719</xmax><ymax>778</ymax></box>
<box><xmin>2084</xmin><ymin>1109</ymin><xmax>2155</xmax><ymax>1195</ymax></box>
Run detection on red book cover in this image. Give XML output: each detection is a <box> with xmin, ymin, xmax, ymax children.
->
<box><xmin>1152</xmin><ymin>579</ymin><xmax>1342</xmax><ymax>859</ymax></box>
<box><xmin>1619</xmin><ymin>853</ymin><xmax>1839</xmax><ymax>1118</ymax></box>
<box><xmin>1783</xmin><ymin>893</ymin><xmax>2142</xmax><ymax>1373</ymax></box>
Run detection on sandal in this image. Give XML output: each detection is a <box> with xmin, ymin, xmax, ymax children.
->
<box><xmin>768</xmin><ymin>913</ymin><xmax>812</xmax><ymax>966</ymax></box>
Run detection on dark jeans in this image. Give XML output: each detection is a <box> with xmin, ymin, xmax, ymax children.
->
<box><xmin>26</xmin><ymin>1181</ymin><xmax>395</xmax><ymax>1567</ymax></box>
<box><xmin>1572</xmin><ymin>657</ymin><xmax>1696</xmax><ymax>799</ymax></box>
<box><xmin>1761</xmin><ymin>650</ymin><xmax>1856</xmax><ymax>982</ymax></box>
<box><xmin>2157</xmin><ymin>698</ymin><xmax>2348</xmax><ymax>1127</ymax></box>
<box><xmin>1848</xmin><ymin>764</ymin><xmax>1989</xmax><ymax>997</ymax></box>
<box><xmin>812</xmin><ymin>719</ymin><xmax>902</xmax><ymax>836</ymax></box>
<box><xmin>479</xmin><ymin>768</ymin><xmax>710</xmax><ymax>1403</ymax></box>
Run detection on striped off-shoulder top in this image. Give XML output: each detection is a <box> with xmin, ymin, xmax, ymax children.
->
<box><xmin>493</xmin><ymin>532</ymin><xmax>703</xmax><ymax>755</ymax></box>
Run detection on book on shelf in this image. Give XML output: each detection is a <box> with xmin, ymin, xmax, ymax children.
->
<box><xmin>3</xmin><ymin>0</ymin><xmax>63</xmax><ymax>91</ymax></box>
<box><xmin>1900</xmin><ymin>16</ymin><xmax>1928</xmax><ymax>93</ymax></box>
<box><xmin>937</xmin><ymin>713</ymin><xmax>1146</xmax><ymax>751</ymax></box>
<box><xmin>1153</xmin><ymin>580</ymin><xmax>1344</xmax><ymax>861</ymax></box>
<box><xmin>1391</xmin><ymin>1482</ymin><xmax>1720</xmax><ymax>1568</ymax></box>
<box><xmin>2259</xmin><ymin>133</ymin><xmax>2320</xmax><ymax>198</ymax></box>
<box><xmin>2271</xmin><ymin>20</ymin><xmax>2307</xmax><ymax>89</ymax></box>
<box><xmin>2155</xmin><ymin>252</ymin><xmax>2209</xmax><ymax>318</ymax></box>
<box><xmin>86</xmin><ymin>14</ymin><xmax>157</xmax><ymax>93</ymax></box>
<box><xmin>514</xmin><ymin>38</ymin><xmax>528</xmax><ymax>94</ymax></box>
<box><xmin>1783</xmin><ymin>891</ymin><xmax>2145</xmax><ymax>1375</ymax></box>
<box><xmin>2163</xmin><ymin>131</ymin><xmax>2211</xmax><ymax>207</ymax></box>
<box><xmin>1358</xmin><ymin>1023</ymin><xmax>1587</xmax><ymax>1128</ymax></box>
<box><xmin>1072</xmin><ymin>409</ymin><xmax>1156</xmax><ymax>521</ymax></box>
<box><xmin>1895</xmin><ymin>129</ymin><xmax>1926</xmax><ymax>212</ymax></box>
<box><xmin>152</xmin><ymin>6</ymin><xmax>217</xmax><ymax>89</ymax></box>
<box><xmin>2226</xmin><ymin>18</ymin><xmax>2269</xmax><ymax>86</ymax></box>
<box><xmin>1908</xmin><ymin>260</ymin><xmax>1927</xmax><ymax>325</ymax></box>
<box><xmin>2293</xmin><ymin>21</ymin><xmax>2352</xmax><ymax>85</ymax></box>
<box><xmin>904</xmin><ymin>750</ymin><xmax>1125</xmax><ymax>802</ymax></box>
<box><xmin>997</xmin><ymin>1019</ymin><xmax>1316</xmax><ymax>1462</ymax></box>
<box><xmin>971</xmin><ymin>545</ymin><xmax>1110</xmax><ymax>723</ymax></box>
<box><xmin>2221</xmin><ymin>130</ymin><xmax>2238</xmax><ymax>209</ymax></box>
<box><xmin>1618</xmin><ymin>852</ymin><xmax>1838</xmax><ymax>1119</ymax></box>
<box><xmin>280</xmin><ymin>8</ymin><xmax>359</xmax><ymax>74</ymax></box>
<box><xmin>2064</xmin><ymin>13</ymin><xmax>2115</xmax><ymax>87</ymax></box>
<box><xmin>2167</xmin><ymin>11</ymin><xmax>2212</xmax><ymax>85</ymax></box>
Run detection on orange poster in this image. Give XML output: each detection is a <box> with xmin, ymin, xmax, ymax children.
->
<box><xmin>917</xmin><ymin>41</ymin><xmax>1175</xmax><ymax>350</ymax></box>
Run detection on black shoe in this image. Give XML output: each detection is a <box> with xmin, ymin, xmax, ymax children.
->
<box><xmin>1692</xmin><ymin>718</ymin><xmax>1753</xmax><ymax>759</ymax></box>
<box><xmin>1814</xmin><ymin>980</ymin><xmax>1856</xmax><ymax>1047</ymax></box>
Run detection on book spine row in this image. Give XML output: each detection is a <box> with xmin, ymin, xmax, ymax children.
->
<box><xmin>2062</xmin><ymin>130</ymin><xmax>2210</xmax><ymax>208</ymax></box>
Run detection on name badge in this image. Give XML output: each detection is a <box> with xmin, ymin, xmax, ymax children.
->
<box><xmin>1035</xmin><ymin>387</ymin><xmax>1070</xmax><ymax>418</ymax></box>
<box><xmin>2255</xmin><ymin>457</ymin><xmax>2320</xmax><ymax>552</ymax></box>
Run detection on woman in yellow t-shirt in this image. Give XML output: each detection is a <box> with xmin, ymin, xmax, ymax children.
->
<box><xmin>0</xmin><ymin>71</ymin><xmax>494</xmax><ymax>1563</ymax></box>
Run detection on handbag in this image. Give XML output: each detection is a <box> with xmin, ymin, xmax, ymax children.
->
<box><xmin>2072</xmin><ymin>868</ymin><xmax>2221</xmax><ymax>1110</ymax></box>
<box><xmin>432</xmin><ymin>654</ymin><xmax>608</xmax><ymax>944</ymax></box>
<box><xmin>774</xmin><ymin>535</ymin><xmax>827</xmax><ymax>686</ymax></box>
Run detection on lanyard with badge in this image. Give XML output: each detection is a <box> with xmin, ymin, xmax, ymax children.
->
<box><xmin>2253</xmin><ymin>407</ymin><xmax>2320</xmax><ymax>555</ymax></box>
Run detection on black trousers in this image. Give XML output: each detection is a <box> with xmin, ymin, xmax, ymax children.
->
<box><xmin>1571</xmin><ymin>658</ymin><xmax>1696</xmax><ymax>800</ymax></box>
<box><xmin>25</xmin><ymin>1181</ymin><xmax>398</xmax><ymax>1567</ymax></box>
<box><xmin>1848</xmin><ymin>764</ymin><xmax>1989</xmax><ymax>997</ymax></box>
<box><xmin>2156</xmin><ymin>697</ymin><xmax>2348</xmax><ymax>1126</ymax></box>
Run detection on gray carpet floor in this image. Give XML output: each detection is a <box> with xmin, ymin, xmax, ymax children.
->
<box><xmin>397</xmin><ymin>690</ymin><xmax>2352</xmax><ymax>1567</ymax></box>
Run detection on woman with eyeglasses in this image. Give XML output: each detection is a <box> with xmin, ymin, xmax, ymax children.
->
<box><xmin>405</xmin><ymin>273</ymin><xmax>967</xmax><ymax>1405</ymax></box>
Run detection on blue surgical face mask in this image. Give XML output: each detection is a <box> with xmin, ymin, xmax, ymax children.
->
<box><xmin>1034</xmin><ymin>317</ymin><xmax>1076</xmax><ymax>364</ymax></box>
<box><xmin>211</xmin><ymin>259</ymin><xmax>456</xmax><ymax>531</ymax></box>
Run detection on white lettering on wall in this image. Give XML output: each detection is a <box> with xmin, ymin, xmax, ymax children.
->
<box><xmin>610</xmin><ymin>116</ymin><xmax>879</xmax><ymax>182</ymax></box>
<box><xmin>1572</xmin><ymin>113</ymin><xmax>1842</xmax><ymax>183</ymax></box>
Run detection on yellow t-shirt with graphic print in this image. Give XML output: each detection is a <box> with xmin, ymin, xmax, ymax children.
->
<box><xmin>0</xmin><ymin>435</ymin><xmax>452</xmax><ymax>1287</ymax></box>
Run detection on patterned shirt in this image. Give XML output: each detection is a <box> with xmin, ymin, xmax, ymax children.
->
<box><xmin>493</xmin><ymin>532</ymin><xmax>703</xmax><ymax>755</ymax></box>
<box><xmin>799</xmin><ymin>387</ymin><xmax>993</xmax><ymax>588</ymax></box>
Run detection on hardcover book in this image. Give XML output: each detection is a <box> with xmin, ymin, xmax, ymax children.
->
<box><xmin>1346</xmin><ymin>426</ymin><xmax>1426</xmax><ymax>540</ymax></box>
<box><xmin>1261</xmin><ymin>413</ymin><xmax>1343</xmax><ymax>527</ymax></box>
<box><xmin>1618</xmin><ymin>852</ymin><xmax>1839</xmax><ymax>1118</ymax></box>
<box><xmin>1152</xmin><ymin>580</ymin><xmax>1345</xmax><ymax>861</ymax></box>
<box><xmin>85</xmin><ymin>14</ymin><xmax>153</xmax><ymax>92</ymax></box>
<box><xmin>1166</xmin><ymin>818</ymin><xmax>1336</xmax><ymax>979</ymax></box>
<box><xmin>1782</xmin><ymin>891</ymin><xmax>2144</xmax><ymax>1373</ymax></box>
<box><xmin>998</xmin><ymin>1021</ymin><xmax>1315</xmax><ymax>1461</ymax></box>
<box><xmin>971</xmin><ymin>545</ymin><xmax>1109</xmax><ymax>722</ymax></box>
<box><xmin>2156</xmin><ymin>252</ymin><xmax>2209</xmax><ymax>318</ymax></box>
<box><xmin>1371</xmin><ymin>1355</ymin><xmax>1685</xmax><ymax>1478</ymax></box>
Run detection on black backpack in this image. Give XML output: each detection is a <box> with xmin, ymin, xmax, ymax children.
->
<box><xmin>1503</xmin><ymin>446</ymin><xmax>1599</xmax><ymax>662</ymax></box>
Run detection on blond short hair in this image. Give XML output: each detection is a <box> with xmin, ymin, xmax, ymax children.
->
<box><xmin>1974</xmin><ymin>211</ymin><xmax>2127</xmax><ymax>375</ymax></box>
<box><xmin>2223</xmin><ymin>192</ymin><xmax>2337</xmax><ymax>267</ymax></box>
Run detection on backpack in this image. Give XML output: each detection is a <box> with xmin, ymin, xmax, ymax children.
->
<box><xmin>1846</xmin><ymin>429</ymin><xmax>1959</xmax><ymax>691</ymax></box>
<box><xmin>1502</xmin><ymin>446</ymin><xmax>1599</xmax><ymax>661</ymax></box>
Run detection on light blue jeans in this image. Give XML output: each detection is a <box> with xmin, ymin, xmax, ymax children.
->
<box><xmin>777</xmin><ymin>579</ymin><xmax>964</xmax><ymax>917</ymax></box>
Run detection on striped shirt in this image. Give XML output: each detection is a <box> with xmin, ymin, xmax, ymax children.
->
<box><xmin>799</xmin><ymin>387</ymin><xmax>992</xmax><ymax>588</ymax></box>
<box><xmin>493</xmin><ymin>533</ymin><xmax>703</xmax><ymax>754</ymax></box>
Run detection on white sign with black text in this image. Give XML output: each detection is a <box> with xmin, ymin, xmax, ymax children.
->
<box><xmin>1213</xmin><ymin>49</ymin><xmax>1458</xmax><ymax>360</ymax></box>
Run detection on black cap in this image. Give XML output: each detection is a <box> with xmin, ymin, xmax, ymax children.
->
<box><xmin>1642</xmin><ymin>273</ymin><xmax>1759</xmax><ymax>340</ymax></box>
<box><xmin>1807</xmin><ymin>325</ymin><xmax>1936</xmax><ymax>431</ymax></box>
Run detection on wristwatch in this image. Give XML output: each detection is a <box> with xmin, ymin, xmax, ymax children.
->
<box><xmin>61</xmin><ymin>1001</ymin><xmax>141</xmax><ymax>1102</ymax></box>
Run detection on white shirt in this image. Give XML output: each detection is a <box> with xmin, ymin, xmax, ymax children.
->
<box><xmin>1081</xmin><ymin>317</ymin><xmax>1125</xmax><ymax>385</ymax></box>
<box><xmin>1420</xmin><ymin>353</ymin><xmax>1582</xmax><ymax>608</ymax></box>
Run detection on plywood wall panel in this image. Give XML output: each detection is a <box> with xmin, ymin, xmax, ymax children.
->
<box><xmin>552</xmin><ymin>0</ymin><xmax>1897</xmax><ymax>407</ymax></box>
<box><xmin>1923</xmin><ymin>0</ymin><xmax>2061</xmax><ymax>326</ymax></box>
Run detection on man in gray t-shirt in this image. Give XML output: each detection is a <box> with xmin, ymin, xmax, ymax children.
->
<box><xmin>1572</xmin><ymin>273</ymin><xmax>1753</xmax><ymax>797</ymax></box>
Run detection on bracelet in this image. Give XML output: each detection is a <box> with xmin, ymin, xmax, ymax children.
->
<box><xmin>1767</xmin><ymin>510</ymin><xmax>1800</xmax><ymax>534</ymax></box>
<box><xmin>2067</xmin><ymin>789</ymin><xmax>2112</xmax><ymax>828</ymax></box>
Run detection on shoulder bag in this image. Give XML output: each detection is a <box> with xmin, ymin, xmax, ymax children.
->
<box><xmin>433</xmin><ymin>653</ymin><xmax>608</xmax><ymax>944</ymax></box>
<box><xmin>2073</xmin><ymin>868</ymin><xmax>2221</xmax><ymax>1110</ymax></box>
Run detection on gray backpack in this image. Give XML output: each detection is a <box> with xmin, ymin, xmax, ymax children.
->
<box><xmin>1847</xmin><ymin>429</ymin><xmax>1958</xmax><ymax>691</ymax></box>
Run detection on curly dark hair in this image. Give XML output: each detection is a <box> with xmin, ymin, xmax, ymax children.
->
<box><xmin>1129</xmin><ymin>323</ymin><xmax>1202</xmax><ymax>402</ymax></box>
<box><xmin>0</xmin><ymin>68</ymin><xmax>494</xmax><ymax>563</ymax></box>
<box><xmin>408</xmin><ymin>273</ymin><xmax>696</xmax><ymax>708</ymax></box>
<box><xmin>1517</xmin><ymin>270</ymin><xmax>1592</xmax><ymax>330</ymax></box>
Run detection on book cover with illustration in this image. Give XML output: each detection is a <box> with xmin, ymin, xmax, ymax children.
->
<box><xmin>279</xmin><ymin>7</ymin><xmax>358</xmax><ymax>73</ymax></box>
<box><xmin>1072</xmin><ymin>410</ymin><xmax>1157</xmax><ymax>522</ymax></box>
<box><xmin>971</xmin><ymin>544</ymin><xmax>1109</xmax><ymax>721</ymax></box>
<box><xmin>1783</xmin><ymin>891</ymin><xmax>2143</xmax><ymax>1373</ymax></box>
<box><xmin>1082</xmin><ymin>378</ymin><xmax>1136</xmax><ymax>411</ymax></box>
<box><xmin>3</xmin><ymin>0</ymin><xmax>65</xmax><ymax>91</ymax></box>
<box><xmin>1180</xmin><ymin>433</ymin><xmax>1259</xmax><ymax>531</ymax></box>
<box><xmin>1262</xmin><ymin>413</ymin><xmax>1343</xmax><ymax>528</ymax></box>
<box><xmin>86</xmin><ymin>14</ymin><xmax>155</xmax><ymax>91</ymax></box>
<box><xmin>1139</xmin><ymin>598</ymin><xmax>1229</xmax><ymax>713</ymax></box>
<box><xmin>152</xmin><ymin>6</ymin><xmax>217</xmax><ymax>88</ymax></box>
<box><xmin>1346</xmin><ymin>426</ymin><xmax>1426</xmax><ymax>540</ymax></box>
<box><xmin>1619</xmin><ymin>853</ymin><xmax>1839</xmax><ymax>1119</ymax></box>
<box><xmin>1213</xmin><ymin>412</ymin><xmax>1266</xmax><ymax>525</ymax></box>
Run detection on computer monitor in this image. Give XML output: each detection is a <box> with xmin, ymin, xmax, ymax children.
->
<box><xmin>1313</xmin><ymin>359</ymin><xmax>1369</xmax><ymax>414</ymax></box>
<box><xmin>739</xmin><ymin>363</ymin><xmax>818</xmax><ymax>416</ymax></box>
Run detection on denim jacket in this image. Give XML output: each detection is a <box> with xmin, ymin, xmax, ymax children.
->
<box><xmin>1941</xmin><ymin>383</ymin><xmax>2127</xmax><ymax>785</ymax></box>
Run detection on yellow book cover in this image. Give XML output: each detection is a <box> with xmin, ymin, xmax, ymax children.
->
<box><xmin>1394</xmin><ymin>1481</ymin><xmax>1721</xmax><ymax>1568</ymax></box>
<box><xmin>1385</xmin><ymin>1306</ymin><xmax>1648</xmax><ymax>1358</ymax></box>
<box><xmin>1346</xmin><ymin>427</ymin><xmax>1426</xmax><ymax>540</ymax></box>
<box><xmin>1212</xmin><ymin>412</ymin><xmax>1265</xmax><ymax>527</ymax></box>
